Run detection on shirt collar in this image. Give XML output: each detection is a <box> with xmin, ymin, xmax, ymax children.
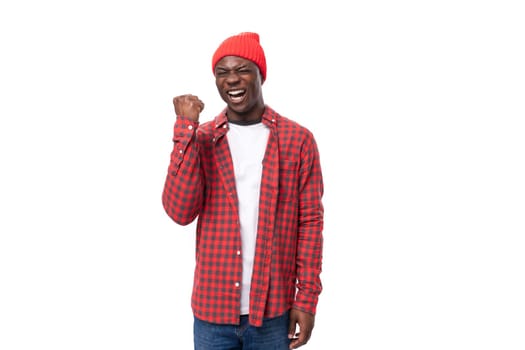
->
<box><xmin>213</xmin><ymin>105</ymin><xmax>278</xmax><ymax>130</ymax></box>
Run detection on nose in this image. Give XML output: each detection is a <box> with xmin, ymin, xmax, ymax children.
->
<box><xmin>225</xmin><ymin>71</ymin><xmax>241</xmax><ymax>84</ymax></box>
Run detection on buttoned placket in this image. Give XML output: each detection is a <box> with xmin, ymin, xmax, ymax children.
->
<box><xmin>212</xmin><ymin>119</ymin><xmax>244</xmax><ymax>294</ymax></box>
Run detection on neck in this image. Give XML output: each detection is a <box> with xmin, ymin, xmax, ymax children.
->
<box><xmin>226</xmin><ymin>103</ymin><xmax>265</xmax><ymax>124</ymax></box>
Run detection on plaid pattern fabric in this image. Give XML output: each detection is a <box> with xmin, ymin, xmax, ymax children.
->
<box><xmin>162</xmin><ymin>106</ymin><xmax>324</xmax><ymax>327</ymax></box>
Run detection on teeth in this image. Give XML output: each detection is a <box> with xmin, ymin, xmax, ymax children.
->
<box><xmin>228</xmin><ymin>90</ymin><xmax>244</xmax><ymax>96</ymax></box>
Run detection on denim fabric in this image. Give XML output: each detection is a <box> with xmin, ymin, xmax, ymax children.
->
<box><xmin>193</xmin><ymin>311</ymin><xmax>291</xmax><ymax>350</ymax></box>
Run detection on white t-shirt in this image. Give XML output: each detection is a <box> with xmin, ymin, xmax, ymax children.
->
<box><xmin>227</xmin><ymin>121</ymin><xmax>270</xmax><ymax>315</ymax></box>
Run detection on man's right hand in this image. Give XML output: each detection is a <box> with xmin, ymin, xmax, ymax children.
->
<box><xmin>173</xmin><ymin>94</ymin><xmax>205</xmax><ymax>122</ymax></box>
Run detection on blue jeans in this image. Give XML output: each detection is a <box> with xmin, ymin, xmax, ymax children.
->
<box><xmin>193</xmin><ymin>312</ymin><xmax>291</xmax><ymax>350</ymax></box>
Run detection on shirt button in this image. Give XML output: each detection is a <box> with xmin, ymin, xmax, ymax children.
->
<box><xmin>223</xmin><ymin>124</ymin><xmax>227</xmax><ymax>128</ymax></box>
<box><xmin>179</xmin><ymin>149</ymin><xmax>183</xmax><ymax>154</ymax></box>
<box><xmin>188</xmin><ymin>125</ymin><xmax>193</xmax><ymax>130</ymax></box>
<box><xmin>236</xmin><ymin>250</ymin><xmax>241</xmax><ymax>255</ymax></box>
<box><xmin>235</xmin><ymin>282</ymin><xmax>240</xmax><ymax>288</ymax></box>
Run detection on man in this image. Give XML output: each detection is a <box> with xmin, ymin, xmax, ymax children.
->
<box><xmin>162</xmin><ymin>32</ymin><xmax>324</xmax><ymax>349</ymax></box>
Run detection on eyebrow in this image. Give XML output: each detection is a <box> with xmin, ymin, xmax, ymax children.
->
<box><xmin>215</xmin><ymin>63</ymin><xmax>252</xmax><ymax>72</ymax></box>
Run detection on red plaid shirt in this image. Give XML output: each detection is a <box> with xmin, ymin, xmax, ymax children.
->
<box><xmin>162</xmin><ymin>106</ymin><xmax>324</xmax><ymax>327</ymax></box>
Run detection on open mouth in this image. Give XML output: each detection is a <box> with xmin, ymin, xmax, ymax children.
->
<box><xmin>227</xmin><ymin>89</ymin><xmax>246</xmax><ymax>103</ymax></box>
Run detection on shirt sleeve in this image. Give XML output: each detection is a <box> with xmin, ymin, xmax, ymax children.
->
<box><xmin>162</xmin><ymin>116</ymin><xmax>204</xmax><ymax>226</ymax></box>
<box><xmin>293</xmin><ymin>131</ymin><xmax>324</xmax><ymax>314</ymax></box>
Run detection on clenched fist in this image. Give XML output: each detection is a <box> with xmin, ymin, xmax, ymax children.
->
<box><xmin>173</xmin><ymin>94</ymin><xmax>205</xmax><ymax>122</ymax></box>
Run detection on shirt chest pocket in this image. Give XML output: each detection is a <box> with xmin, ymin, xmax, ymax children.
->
<box><xmin>278</xmin><ymin>160</ymin><xmax>298</xmax><ymax>202</ymax></box>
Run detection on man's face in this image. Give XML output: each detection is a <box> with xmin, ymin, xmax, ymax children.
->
<box><xmin>214</xmin><ymin>56</ymin><xmax>263</xmax><ymax>115</ymax></box>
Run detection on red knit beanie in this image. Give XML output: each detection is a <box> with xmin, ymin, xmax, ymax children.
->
<box><xmin>212</xmin><ymin>32</ymin><xmax>267</xmax><ymax>82</ymax></box>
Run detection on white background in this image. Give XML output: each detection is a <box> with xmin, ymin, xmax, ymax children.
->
<box><xmin>1</xmin><ymin>0</ymin><xmax>524</xmax><ymax>349</ymax></box>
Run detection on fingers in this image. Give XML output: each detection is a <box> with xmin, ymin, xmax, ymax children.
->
<box><xmin>289</xmin><ymin>331</ymin><xmax>311</xmax><ymax>349</ymax></box>
<box><xmin>172</xmin><ymin>94</ymin><xmax>204</xmax><ymax>121</ymax></box>
<box><xmin>288</xmin><ymin>309</ymin><xmax>315</xmax><ymax>349</ymax></box>
<box><xmin>173</xmin><ymin>94</ymin><xmax>204</xmax><ymax>110</ymax></box>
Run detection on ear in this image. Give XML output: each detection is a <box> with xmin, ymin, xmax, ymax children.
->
<box><xmin>258</xmin><ymin>69</ymin><xmax>265</xmax><ymax>85</ymax></box>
